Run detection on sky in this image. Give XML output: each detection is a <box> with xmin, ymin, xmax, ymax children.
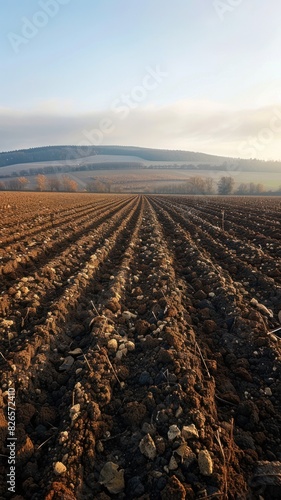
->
<box><xmin>1</xmin><ymin>0</ymin><xmax>281</xmax><ymax>160</ymax></box>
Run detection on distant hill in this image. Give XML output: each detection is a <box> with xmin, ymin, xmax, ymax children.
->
<box><xmin>0</xmin><ymin>145</ymin><xmax>281</xmax><ymax>172</ymax></box>
<box><xmin>0</xmin><ymin>145</ymin><xmax>228</xmax><ymax>168</ymax></box>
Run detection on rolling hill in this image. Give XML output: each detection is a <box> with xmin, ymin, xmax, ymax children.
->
<box><xmin>0</xmin><ymin>145</ymin><xmax>280</xmax><ymax>193</ymax></box>
<box><xmin>0</xmin><ymin>145</ymin><xmax>229</xmax><ymax>169</ymax></box>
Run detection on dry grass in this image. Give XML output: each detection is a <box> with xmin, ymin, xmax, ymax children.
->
<box><xmin>215</xmin><ymin>418</ymin><xmax>235</xmax><ymax>499</ymax></box>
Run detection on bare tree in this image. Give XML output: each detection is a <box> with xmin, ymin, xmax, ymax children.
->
<box><xmin>36</xmin><ymin>174</ymin><xmax>47</xmax><ymax>191</ymax></box>
<box><xmin>235</xmin><ymin>182</ymin><xmax>265</xmax><ymax>195</ymax></box>
<box><xmin>67</xmin><ymin>179</ymin><xmax>78</xmax><ymax>192</ymax></box>
<box><xmin>154</xmin><ymin>176</ymin><xmax>215</xmax><ymax>195</ymax></box>
<box><xmin>235</xmin><ymin>183</ymin><xmax>249</xmax><ymax>195</ymax></box>
<box><xmin>7</xmin><ymin>177</ymin><xmax>28</xmax><ymax>190</ymax></box>
<box><xmin>18</xmin><ymin>177</ymin><xmax>28</xmax><ymax>189</ymax></box>
<box><xmin>189</xmin><ymin>176</ymin><xmax>207</xmax><ymax>194</ymax></box>
<box><xmin>204</xmin><ymin>177</ymin><xmax>215</xmax><ymax>194</ymax></box>
<box><xmin>256</xmin><ymin>183</ymin><xmax>265</xmax><ymax>194</ymax></box>
<box><xmin>48</xmin><ymin>177</ymin><xmax>60</xmax><ymax>191</ymax></box>
<box><xmin>217</xmin><ymin>176</ymin><xmax>234</xmax><ymax>195</ymax></box>
<box><xmin>86</xmin><ymin>179</ymin><xmax>108</xmax><ymax>192</ymax></box>
<box><xmin>61</xmin><ymin>175</ymin><xmax>78</xmax><ymax>192</ymax></box>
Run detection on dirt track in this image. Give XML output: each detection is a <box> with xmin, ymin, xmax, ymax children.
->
<box><xmin>1</xmin><ymin>192</ymin><xmax>281</xmax><ymax>499</ymax></box>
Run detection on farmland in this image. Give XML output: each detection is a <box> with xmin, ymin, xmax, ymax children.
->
<box><xmin>1</xmin><ymin>145</ymin><xmax>281</xmax><ymax>192</ymax></box>
<box><xmin>1</xmin><ymin>166</ymin><xmax>281</xmax><ymax>193</ymax></box>
<box><xmin>0</xmin><ymin>192</ymin><xmax>281</xmax><ymax>499</ymax></box>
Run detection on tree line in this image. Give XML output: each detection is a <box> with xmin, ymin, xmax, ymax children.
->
<box><xmin>0</xmin><ymin>174</ymin><xmax>280</xmax><ymax>195</ymax></box>
<box><xmin>153</xmin><ymin>176</ymin><xmax>280</xmax><ymax>195</ymax></box>
<box><xmin>0</xmin><ymin>175</ymin><xmax>78</xmax><ymax>192</ymax></box>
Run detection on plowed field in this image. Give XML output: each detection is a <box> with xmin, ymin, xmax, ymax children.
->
<box><xmin>1</xmin><ymin>192</ymin><xmax>281</xmax><ymax>500</ymax></box>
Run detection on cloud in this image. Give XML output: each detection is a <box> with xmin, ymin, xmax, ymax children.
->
<box><xmin>1</xmin><ymin>100</ymin><xmax>281</xmax><ymax>160</ymax></box>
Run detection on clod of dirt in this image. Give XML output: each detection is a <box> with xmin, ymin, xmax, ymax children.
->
<box><xmin>123</xmin><ymin>401</ymin><xmax>147</xmax><ymax>427</ymax></box>
<box><xmin>141</xmin><ymin>323</ymin><xmax>155</xmax><ymax>340</ymax></box>
<box><xmin>68</xmin><ymin>348</ymin><xmax>83</xmax><ymax>356</ymax></box>
<box><xmin>122</xmin><ymin>310</ymin><xmax>137</xmax><ymax>320</ymax></box>
<box><xmin>70</xmin><ymin>404</ymin><xmax>80</xmax><ymax>422</ymax></box>
<box><xmin>54</xmin><ymin>462</ymin><xmax>67</xmax><ymax>475</ymax></box>
<box><xmin>105</xmin><ymin>297</ymin><xmax>121</xmax><ymax>313</ymax></box>
<box><xmin>45</xmin><ymin>482</ymin><xmax>76</xmax><ymax>500</ymax></box>
<box><xmin>153</xmin><ymin>435</ymin><xmax>165</xmax><ymax>456</ymax></box>
<box><xmin>139</xmin><ymin>433</ymin><xmax>157</xmax><ymax>459</ymax></box>
<box><xmin>17</xmin><ymin>403</ymin><xmax>36</xmax><ymax>426</ymax></box>
<box><xmin>126</xmin><ymin>340</ymin><xmax>135</xmax><ymax>351</ymax></box>
<box><xmin>161</xmin><ymin>475</ymin><xmax>186</xmax><ymax>500</ymax></box>
<box><xmin>198</xmin><ymin>449</ymin><xmax>213</xmax><ymax>476</ymax></box>
<box><xmin>59</xmin><ymin>355</ymin><xmax>74</xmax><ymax>371</ymax></box>
<box><xmin>59</xmin><ymin>431</ymin><xmax>68</xmax><ymax>444</ymax></box>
<box><xmin>168</xmin><ymin>455</ymin><xmax>178</xmax><ymax>471</ymax></box>
<box><xmin>175</xmin><ymin>443</ymin><xmax>195</xmax><ymax>464</ymax></box>
<box><xmin>182</xmin><ymin>424</ymin><xmax>199</xmax><ymax>440</ymax></box>
<box><xmin>190</xmin><ymin>409</ymin><xmax>206</xmax><ymax>428</ymax></box>
<box><xmin>165</xmin><ymin>306</ymin><xmax>178</xmax><ymax>317</ymax></box>
<box><xmin>116</xmin><ymin>348</ymin><xmax>127</xmax><ymax>360</ymax></box>
<box><xmin>18</xmin><ymin>435</ymin><xmax>34</xmax><ymax>465</ymax></box>
<box><xmin>107</xmin><ymin>339</ymin><xmax>118</xmax><ymax>351</ymax></box>
<box><xmin>99</xmin><ymin>462</ymin><xmax>125</xmax><ymax>494</ymax></box>
<box><xmin>203</xmin><ymin>320</ymin><xmax>217</xmax><ymax>333</ymax></box>
<box><xmin>250</xmin><ymin>298</ymin><xmax>273</xmax><ymax>317</ymax></box>
<box><xmin>141</xmin><ymin>335</ymin><xmax>159</xmax><ymax>350</ymax></box>
<box><xmin>168</xmin><ymin>425</ymin><xmax>181</xmax><ymax>441</ymax></box>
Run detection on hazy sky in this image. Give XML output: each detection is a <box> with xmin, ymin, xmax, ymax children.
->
<box><xmin>1</xmin><ymin>0</ymin><xmax>281</xmax><ymax>160</ymax></box>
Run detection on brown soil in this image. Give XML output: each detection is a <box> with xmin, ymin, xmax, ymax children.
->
<box><xmin>0</xmin><ymin>192</ymin><xmax>281</xmax><ymax>499</ymax></box>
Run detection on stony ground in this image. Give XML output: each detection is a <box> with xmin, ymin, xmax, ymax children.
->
<box><xmin>0</xmin><ymin>192</ymin><xmax>281</xmax><ymax>500</ymax></box>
